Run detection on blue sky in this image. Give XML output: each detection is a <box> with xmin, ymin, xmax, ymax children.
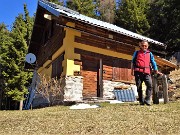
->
<box><xmin>0</xmin><ymin>0</ymin><xmax>120</xmax><ymax>30</ymax></box>
<box><xmin>0</xmin><ymin>0</ymin><xmax>38</xmax><ymax>29</ymax></box>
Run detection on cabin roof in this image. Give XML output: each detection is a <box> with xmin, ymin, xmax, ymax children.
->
<box><xmin>38</xmin><ymin>0</ymin><xmax>164</xmax><ymax>47</ymax></box>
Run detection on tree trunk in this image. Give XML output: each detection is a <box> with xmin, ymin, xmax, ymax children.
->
<box><xmin>19</xmin><ymin>100</ymin><xmax>23</xmax><ymax>110</ymax></box>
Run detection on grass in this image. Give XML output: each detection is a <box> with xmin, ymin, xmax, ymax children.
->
<box><xmin>0</xmin><ymin>101</ymin><xmax>180</xmax><ymax>135</ymax></box>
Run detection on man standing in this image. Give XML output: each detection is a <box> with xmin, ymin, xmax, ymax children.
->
<box><xmin>131</xmin><ymin>40</ymin><xmax>162</xmax><ymax>105</ymax></box>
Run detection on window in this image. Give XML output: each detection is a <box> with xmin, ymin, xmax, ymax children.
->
<box><xmin>52</xmin><ymin>53</ymin><xmax>64</xmax><ymax>79</ymax></box>
<box><xmin>42</xmin><ymin>20</ymin><xmax>54</xmax><ymax>45</ymax></box>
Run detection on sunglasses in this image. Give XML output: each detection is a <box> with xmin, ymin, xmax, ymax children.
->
<box><xmin>140</xmin><ymin>45</ymin><xmax>148</xmax><ymax>47</ymax></box>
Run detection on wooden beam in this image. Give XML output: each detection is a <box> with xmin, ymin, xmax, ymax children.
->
<box><xmin>155</xmin><ymin>56</ymin><xmax>177</xmax><ymax>69</ymax></box>
<box><xmin>99</xmin><ymin>58</ymin><xmax>103</xmax><ymax>98</ymax></box>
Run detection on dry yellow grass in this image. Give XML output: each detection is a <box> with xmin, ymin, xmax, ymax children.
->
<box><xmin>169</xmin><ymin>69</ymin><xmax>180</xmax><ymax>84</ymax></box>
<box><xmin>0</xmin><ymin>102</ymin><xmax>180</xmax><ymax>135</ymax></box>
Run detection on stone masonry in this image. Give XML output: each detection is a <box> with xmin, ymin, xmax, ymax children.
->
<box><xmin>63</xmin><ymin>76</ymin><xmax>83</xmax><ymax>101</ymax></box>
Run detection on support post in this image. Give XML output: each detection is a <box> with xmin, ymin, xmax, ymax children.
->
<box><xmin>162</xmin><ymin>75</ymin><xmax>168</xmax><ymax>104</ymax></box>
<box><xmin>152</xmin><ymin>74</ymin><xmax>159</xmax><ymax>104</ymax></box>
<box><xmin>99</xmin><ymin>58</ymin><xmax>103</xmax><ymax>98</ymax></box>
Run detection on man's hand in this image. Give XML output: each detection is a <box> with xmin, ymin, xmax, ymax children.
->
<box><xmin>131</xmin><ymin>72</ymin><xmax>134</xmax><ymax>76</ymax></box>
<box><xmin>131</xmin><ymin>69</ymin><xmax>134</xmax><ymax>76</ymax></box>
<box><xmin>155</xmin><ymin>70</ymin><xmax>163</xmax><ymax>76</ymax></box>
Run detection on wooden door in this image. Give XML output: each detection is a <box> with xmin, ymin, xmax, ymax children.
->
<box><xmin>81</xmin><ymin>55</ymin><xmax>100</xmax><ymax>98</ymax></box>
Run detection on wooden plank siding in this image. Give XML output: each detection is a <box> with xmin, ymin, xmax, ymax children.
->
<box><xmin>36</xmin><ymin>20</ymin><xmax>65</xmax><ymax>67</ymax></box>
<box><xmin>75</xmin><ymin>32</ymin><xmax>135</xmax><ymax>55</ymax></box>
<box><xmin>113</xmin><ymin>59</ymin><xmax>133</xmax><ymax>81</ymax></box>
<box><xmin>75</xmin><ymin>22</ymin><xmax>107</xmax><ymax>38</ymax></box>
<box><xmin>74</xmin><ymin>48</ymin><xmax>134</xmax><ymax>83</ymax></box>
<box><xmin>103</xmin><ymin>65</ymin><xmax>113</xmax><ymax>80</ymax></box>
<box><xmin>74</xmin><ymin>22</ymin><xmax>138</xmax><ymax>55</ymax></box>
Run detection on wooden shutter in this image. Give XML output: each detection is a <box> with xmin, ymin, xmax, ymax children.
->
<box><xmin>113</xmin><ymin>59</ymin><xmax>132</xmax><ymax>81</ymax></box>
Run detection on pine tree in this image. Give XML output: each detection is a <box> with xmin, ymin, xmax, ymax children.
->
<box><xmin>148</xmin><ymin>0</ymin><xmax>180</xmax><ymax>56</ymax></box>
<box><xmin>115</xmin><ymin>0</ymin><xmax>150</xmax><ymax>35</ymax></box>
<box><xmin>24</xmin><ymin>4</ymin><xmax>34</xmax><ymax>46</ymax></box>
<box><xmin>0</xmin><ymin>23</ymin><xmax>14</xmax><ymax>109</ymax></box>
<box><xmin>48</xmin><ymin>0</ymin><xmax>63</xmax><ymax>5</ymax></box>
<box><xmin>67</xmin><ymin>0</ymin><xmax>96</xmax><ymax>17</ymax></box>
<box><xmin>0</xmin><ymin>4</ymin><xmax>33</xmax><ymax>106</ymax></box>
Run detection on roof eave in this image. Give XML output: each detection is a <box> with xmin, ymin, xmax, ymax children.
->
<box><xmin>38</xmin><ymin>0</ymin><xmax>60</xmax><ymax>17</ymax></box>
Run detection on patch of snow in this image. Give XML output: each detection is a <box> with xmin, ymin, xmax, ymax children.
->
<box><xmin>70</xmin><ymin>103</ymin><xmax>100</xmax><ymax>109</ymax></box>
<box><xmin>109</xmin><ymin>100</ymin><xmax>124</xmax><ymax>104</ymax></box>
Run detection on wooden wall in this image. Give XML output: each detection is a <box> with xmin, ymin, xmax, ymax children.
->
<box><xmin>75</xmin><ymin>22</ymin><xmax>136</xmax><ymax>56</ymax></box>
<box><xmin>75</xmin><ymin>49</ymin><xmax>134</xmax><ymax>81</ymax></box>
<box><xmin>36</xmin><ymin>20</ymin><xmax>65</xmax><ymax>67</ymax></box>
<box><xmin>74</xmin><ymin>48</ymin><xmax>134</xmax><ymax>97</ymax></box>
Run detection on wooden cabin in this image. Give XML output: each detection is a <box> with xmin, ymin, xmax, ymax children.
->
<box><xmin>25</xmin><ymin>0</ymin><xmax>177</xmax><ymax>105</ymax></box>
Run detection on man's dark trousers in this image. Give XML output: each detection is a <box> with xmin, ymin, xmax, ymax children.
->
<box><xmin>134</xmin><ymin>71</ymin><xmax>152</xmax><ymax>103</ymax></box>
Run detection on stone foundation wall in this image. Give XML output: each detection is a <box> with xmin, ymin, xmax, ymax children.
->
<box><xmin>63</xmin><ymin>78</ymin><xmax>136</xmax><ymax>100</ymax></box>
<box><xmin>63</xmin><ymin>77</ymin><xmax>135</xmax><ymax>101</ymax></box>
<box><xmin>63</xmin><ymin>76</ymin><xmax>83</xmax><ymax>101</ymax></box>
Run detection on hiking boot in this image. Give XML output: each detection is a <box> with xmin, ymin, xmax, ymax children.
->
<box><xmin>138</xmin><ymin>97</ymin><xmax>144</xmax><ymax>106</ymax></box>
<box><xmin>144</xmin><ymin>100</ymin><xmax>151</xmax><ymax>106</ymax></box>
<box><xmin>139</xmin><ymin>102</ymin><xmax>144</xmax><ymax>105</ymax></box>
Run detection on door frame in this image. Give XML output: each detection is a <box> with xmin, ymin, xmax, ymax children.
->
<box><xmin>81</xmin><ymin>55</ymin><xmax>103</xmax><ymax>98</ymax></box>
<box><xmin>97</xmin><ymin>58</ymin><xmax>103</xmax><ymax>97</ymax></box>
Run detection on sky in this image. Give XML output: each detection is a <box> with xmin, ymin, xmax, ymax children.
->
<box><xmin>0</xmin><ymin>0</ymin><xmax>38</xmax><ymax>29</ymax></box>
<box><xmin>0</xmin><ymin>0</ymin><xmax>120</xmax><ymax>30</ymax></box>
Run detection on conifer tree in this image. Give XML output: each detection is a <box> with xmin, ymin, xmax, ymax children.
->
<box><xmin>67</xmin><ymin>0</ymin><xmax>96</xmax><ymax>17</ymax></box>
<box><xmin>0</xmin><ymin>4</ymin><xmax>33</xmax><ymax>103</ymax></box>
<box><xmin>24</xmin><ymin>4</ymin><xmax>34</xmax><ymax>46</ymax></box>
<box><xmin>48</xmin><ymin>0</ymin><xmax>63</xmax><ymax>5</ymax></box>
<box><xmin>148</xmin><ymin>0</ymin><xmax>180</xmax><ymax>56</ymax></box>
<box><xmin>115</xmin><ymin>0</ymin><xmax>150</xmax><ymax>35</ymax></box>
<box><xmin>0</xmin><ymin>23</ymin><xmax>14</xmax><ymax>109</ymax></box>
